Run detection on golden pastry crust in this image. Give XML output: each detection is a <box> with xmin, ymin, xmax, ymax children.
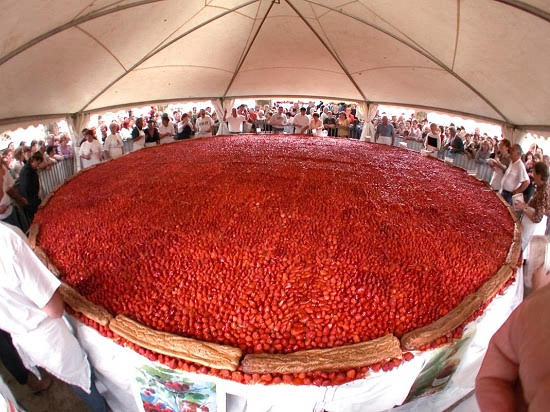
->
<box><xmin>109</xmin><ymin>315</ymin><xmax>242</xmax><ymax>371</ymax></box>
<box><xmin>59</xmin><ymin>283</ymin><xmax>113</xmax><ymax>326</ymax></box>
<box><xmin>28</xmin><ymin>223</ymin><xmax>40</xmax><ymax>249</ymax></box>
<box><xmin>400</xmin><ymin>293</ymin><xmax>483</xmax><ymax>350</ymax></box>
<box><xmin>241</xmin><ymin>334</ymin><xmax>401</xmax><ymax>374</ymax></box>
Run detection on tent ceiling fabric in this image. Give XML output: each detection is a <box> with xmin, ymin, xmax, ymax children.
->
<box><xmin>1</xmin><ymin>0</ymin><xmax>549</xmax><ymax>128</ymax></box>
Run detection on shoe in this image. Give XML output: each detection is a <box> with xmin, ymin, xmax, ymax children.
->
<box><xmin>26</xmin><ymin>371</ymin><xmax>52</xmax><ymax>393</ymax></box>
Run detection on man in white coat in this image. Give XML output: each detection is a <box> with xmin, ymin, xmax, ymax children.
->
<box><xmin>0</xmin><ymin>170</ymin><xmax>107</xmax><ymax>411</ymax></box>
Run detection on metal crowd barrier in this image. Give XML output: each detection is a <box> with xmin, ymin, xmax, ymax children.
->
<box><xmin>390</xmin><ymin>138</ymin><xmax>494</xmax><ymax>184</ymax></box>
<box><xmin>37</xmin><ymin>136</ymin><xmax>494</xmax><ymax>199</ymax></box>
<box><xmin>38</xmin><ymin>158</ymin><xmax>75</xmax><ymax>198</ymax></box>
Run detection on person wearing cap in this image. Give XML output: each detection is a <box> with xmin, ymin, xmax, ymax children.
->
<box><xmin>158</xmin><ymin>113</ymin><xmax>175</xmax><ymax>143</ymax></box>
<box><xmin>292</xmin><ymin>107</ymin><xmax>310</xmax><ymax>134</ymax></box>
<box><xmin>144</xmin><ymin>118</ymin><xmax>160</xmax><ymax>147</ymax></box>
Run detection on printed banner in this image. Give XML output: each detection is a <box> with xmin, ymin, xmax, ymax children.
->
<box><xmin>403</xmin><ymin>324</ymin><xmax>476</xmax><ymax>403</ymax></box>
<box><xmin>135</xmin><ymin>364</ymin><xmax>217</xmax><ymax>412</ymax></box>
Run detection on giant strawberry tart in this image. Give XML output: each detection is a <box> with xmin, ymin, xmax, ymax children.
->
<box><xmin>33</xmin><ymin>135</ymin><xmax>519</xmax><ymax>386</ymax></box>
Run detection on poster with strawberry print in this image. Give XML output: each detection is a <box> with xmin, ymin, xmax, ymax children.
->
<box><xmin>135</xmin><ymin>364</ymin><xmax>216</xmax><ymax>412</ymax></box>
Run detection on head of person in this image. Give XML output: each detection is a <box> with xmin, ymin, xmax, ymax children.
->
<box><xmin>14</xmin><ymin>147</ymin><xmax>24</xmax><ymax>162</ymax></box>
<box><xmin>100</xmin><ymin>125</ymin><xmax>108</xmax><ymax>136</ymax></box>
<box><xmin>533</xmin><ymin>161</ymin><xmax>549</xmax><ymax>186</ymax></box>
<box><xmin>430</xmin><ymin>123</ymin><xmax>438</xmax><ymax>134</ymax></box>
<box><xmin>449</xmin><ymin>126</ymin><xmax>456</xmax><ymax>137</ymax></box>
<box><xmin>147</xmin><ymin>118</ymin><xmax>156</xmax><ymax>129</ymax></box>
<box><xmin>84</xmin><ymin>130</ymin><xmax>94</xmax><ymax>142</ymax></box>
<box><xmin>498</xmin><ymin>138</ymin><xmax>511</xmax><ymax>154</ymax></box>
<box><xmin>199</xmin><ymin>109</ymin><xmax>206</xmax><ymax>117</ymax></box>
<box><xmin>59</xmin><ymin>134</ymin><xmax>68</xmax><ymax>146</ymax></box>
<box><xmin>38</xmin><ymin>141</ymin><xmax>46</xmax><ymax>153</ymax></box>
<box><xmin>277</xmin><ymin>106</ymin><xmax>284</xmax><ymax>114</ymax></box>
<box><xmin>173</xmin><ymin>111</ymin><xmax>181</xmax><ymax>122</ymax></box>
<box><xmin>480</xmin><ymin>140</ymin><xmax>490</xmax><ymax>152</ymax></box>
<box><xmin>313</xmin><ymin>113</ymin><xmax>320</xmax><ymax>120</ymax></box>
<box><xmin>109</xmin><ymin>122</ymin><xmax>119</xmax><ymax>134</ymax></box>
<box><xmin>339</xmin><ymin>112</ymin><xmax>346</xmax><ymax>119</ymax></box>
<box><xmin>161</xmin><ymin>113</ymin><xmax>170</xmax><ymax>126</ymax></box>
<box><xmin>510</xmin><ymin>144</ymin><xmax>523</xmax><ymax>162</ymax></box>
<box><xmin>300</xmin><ymin>107</ymin><xmax>306</xmax><ymax>115</ymax></box>
<box><xmin>46</xmin><ymin>146</ymin><xmax>55</xmax><ymax>156</ymax></box>
<box><xmin>29</xmin><ymin>152</ymin><xmax>43</xmax><ymax>169</ymax></box>
<box><xmin>136</xmin><ymin>118</ymin><xmax>143</xmax><ymax>129</ymax></box>
<box><xmin>382</xmin><ymin>116</ymin><xmax>388</xmax><ymax>125</ymax></box>
<box><xmin>327</xmin><ymin>111</ymin><xmax>333</xmax><ymax>118</ymax></box>
<box><xmin>182</xmin><ymin>113</ymin><xmax>189</xmax><ymax>122</ymax></box>
<box><xmin>231</xmin><ymin>108</ymin><xmax>237</xmax><ymax>117</ymax></box>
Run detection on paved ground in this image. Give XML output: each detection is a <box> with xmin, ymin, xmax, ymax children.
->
<box><xmin>0</xmin><ymin>363</ymin><xmax>88</xmax><ymax>412</ymax></box>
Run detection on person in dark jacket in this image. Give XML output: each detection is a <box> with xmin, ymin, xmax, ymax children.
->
<box><xmin>18</xmin><ymin>151</ymin><xmax>43</xmax><ymax>223</ymax></box>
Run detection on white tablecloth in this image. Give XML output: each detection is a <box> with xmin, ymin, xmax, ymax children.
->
<box><xmin>70</xmin><ymin>269</ymin><xmax>523</xmax><ymax>412</ymax></box>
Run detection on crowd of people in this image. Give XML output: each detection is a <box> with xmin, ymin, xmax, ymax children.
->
<box><xmin>1</xmin><ymin>102</ymin><xmax>550</xmax><ymax>411</ymax></box>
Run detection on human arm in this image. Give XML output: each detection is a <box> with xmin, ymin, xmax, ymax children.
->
<box><xmin>476</xmin><ymin>284</ymin><xmax>550</xmax><ymax>412</ymax></box>
<box><xmin>513</xmin><ymin>181</ymin><xmax>530</xmax><ymax>196</ymax></box>
<box><xmin>6</xmin><ymin>186</ymin><xmax>28</xmax><ymax>206</ymax></box>
<box><xmin>519</xmin><ymin>186</ymin><xmax>549</xmax><ymax>223</ymax></box>
<box><xmin>41</xmin><ymin>289</ymin><xmax>65</xmax><ymax>318</ymax></box>
<box><xmin>80</xmin><ymin>142</ymin><xmax>91</xmax><ymax>160</ymax></box>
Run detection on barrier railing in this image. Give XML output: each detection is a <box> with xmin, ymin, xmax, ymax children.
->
<box><xmin>39</xmin><ymin>158</ymin><xmax>75</xmax><ymax>198</ymax></box>
<box><xmin>390</xmin><ymin>138</ymin><xmax>494</xmax><ymax>184</ymax></box>
<box><xmin>38</xmin><ymin>137</ymin><xmax>494</xmax><ymax>198</ymax></box>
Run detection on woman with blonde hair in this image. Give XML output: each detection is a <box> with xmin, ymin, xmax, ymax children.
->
<box><xmin>336</xmin><ymin>112</ymin><xmax>350</xmax><ymax>138</ymax></box>
<box><xmin>104</xmin><ymin>122</ymin><xmax>124</xmax><ymax>159</ymax></box>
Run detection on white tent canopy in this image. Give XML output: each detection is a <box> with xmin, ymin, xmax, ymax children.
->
<box><xmin>1</xmin><ymin>0</ymin><xmax>549</xmax><ymax>130</ymax></box>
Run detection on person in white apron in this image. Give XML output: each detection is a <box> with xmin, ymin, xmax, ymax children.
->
<box><xmin>516</xmin><ymin>162</ymin><xmax>550</xmax><ymax>252</ymax></box>
<box><xmin>0</xmin><ymin>213</ymin><xmax>107</xmax><ymax>410</ymax></box>
<box><xmin>131</xmin><ymin>118</ymin><xmax>146</xmax><ymax>151</ymax></box>
<box><xmin>374</xmin><ymin>116</ymin><xmax>395</xmax><ymax>146</ymax></box>
<box><xmin>104</xmin><ymin>122</ymin><xmax>124</xmax><ymax>159</ymax></box>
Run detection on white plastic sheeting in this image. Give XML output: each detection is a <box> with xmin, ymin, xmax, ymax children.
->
<box><xmin>69</xmin><ymin>270</ymin><xmax>523</xmax><ymax>412</ymax></box>
<box><xmin>0</xmin><ymin>0</ymin><xmax>549</xmax><ymax>130</ymax></box>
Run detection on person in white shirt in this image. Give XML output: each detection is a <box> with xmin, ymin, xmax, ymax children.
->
<box><xmin>80</xmin><ymin>130</ymin><xmax>104</xmax><ymax>169</ymax></box>
<box><xmin>0</xmin><ymin>215</ymin><xmax>107</xmax><ymax>411</ymax></box>
<box><xmin>225</xmin><ymin>108</ymin><xmax>246</xmax><ymax>133</ymax></box>
<box><xmin>500</xmin><ymin>144</ymin><xmax>530</xmax><ymax>205</ymax></box>
<box><xmin>158</xmin><ymin>113</ymin><xmax>175</xmax><ymax>143</ymax></box>
<box><xmin>268</xmin><ymin>106</ymin><xmax>287</xmax><ymax>133</ymax></box>
<box><xmin>309</xmin><ymin>113</ymin><xmax>324</xmax><ymax>136</ymax></box>
<box><xmin>195</xmin><ymin>109</ymin><xmax>214</xmax><ymax>137</ymax></box>
<box><xmin>103</xmin><ymin>122</ymin><xmax>124</xmax><ymax>159</ymax></box>
<box><xmin>292</xmin><ymin>107</ymin><xmax>310</xmax><ymax>134</ymax></box>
